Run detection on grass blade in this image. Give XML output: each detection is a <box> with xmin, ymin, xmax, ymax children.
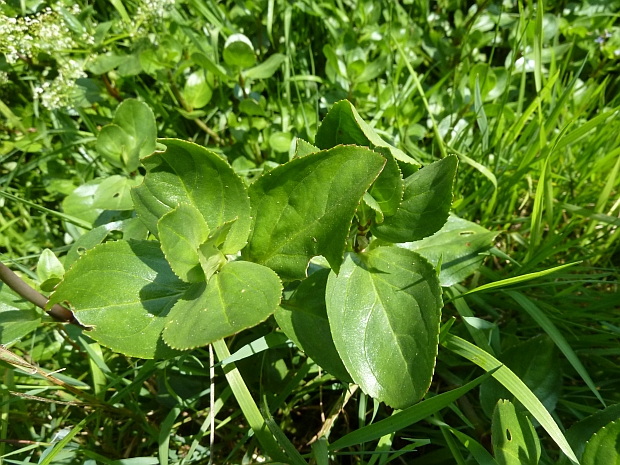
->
<box><xmin>212</xmin><ymin>339</ymin><xmax>288</xmax><ymax>463</ymax></box>
<box><xmin>505</xmin><ymin>290</ymin><xmax>605</xmax><ymax>407</ymax></box>
<box><xmin>448</xmin><ymin>262</ymin><xmax>580</xmax><ymax>301</ymax></box>
<box><xmin>329</xmin><ymin>372</ymin><xmax>493</xmax><ymax>451</ymax></box>
<box><xmin>442</xmin><ymin>333</ymin><xmax>579</xmax><ymax>464</ymax></box>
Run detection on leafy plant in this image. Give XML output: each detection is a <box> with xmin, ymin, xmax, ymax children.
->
<box><xmin>44</xmin><ymin>100</ymin><xmax>460</xmax><ymax>412</ymax></box>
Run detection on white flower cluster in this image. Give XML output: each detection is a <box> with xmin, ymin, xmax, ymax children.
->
<box><xmin>34</xmin><ymin>59</ymin><xmax>86</xmax><ymax>110</ymax></box>
<box><xmin>135</xmin><ymin>0</ymin><xmax>175</xmax><ymax>28</ymax></box>
<box><xmin>0</xmin><ymin>71</ymin><xmax>8</xmax><ymax>86</ymax></box>
<box><xmin>0</xmin><ymin>7</ymin><xmax>76</xmax><ymax>64</ymax></box>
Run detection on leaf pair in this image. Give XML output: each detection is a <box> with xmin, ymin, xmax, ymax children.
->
<box><xmin>96</xmin><ymin>100</ymin><xmax>157</xmax><ymax>173</ymax></box>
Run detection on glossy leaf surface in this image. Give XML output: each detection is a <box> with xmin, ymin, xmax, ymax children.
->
<box><xmin>326</xmin><ymin>246</ymin><xmax>442</xmax><ymax>408</ymax></box>
<box><xmin>47</xmin><ymin>240</ymin><xmax>189</xmax><ymax>359</ymax></box>
<box><xmin>492</xmin><ymin>399</ymin><xmax>541</xmax><ymax>465</ymax></box>
<box><xmin>163</xmin><ymin>261</ymin><xmax>282</xmax><ymax>350</ymax></box>
<box><xmin>402</xmin><ymin>215</ymin><xmax>497</xmax><ymax>286</ymax></box>
<box><xmin>372</xmin><ymin>155</ymin><xmax>458</xmax><ymax>243</ymax></box>
<box><xmin>92</xmin><ymin>175</ymin><xmax>142</xmax><ymax>211</ymax></box>
<box><xmin>246</xmin><ymin>145</ymin><xmax>385</xmax><ymax>280</ymax></box>
<box><xmin>314</xmin><ymin>101</ymin><xmax>406</xmax><ymax>216</ymax></box>
<box><xmin>131</xmin><ymin>139</ymin><xmax>251</xmax><ymax>254</ymax></box>
<box><xmin>315</xmin><ymin>99</ymin><xmax>418</xmax><ymax>167</ymax></box>
<box><xmin>157</xmin><ymin>203</ymin><xmax>211</xmax><ymax>283</ymax></box>
<box><xmin>96</xmin><ymin>99</ymin><xmax>157</xmax><ymax>173</ymax></box>
<box><xmin>275</xmin><ymin>269</ymin><xmax>352</xmax><ymax>382</ymax></box>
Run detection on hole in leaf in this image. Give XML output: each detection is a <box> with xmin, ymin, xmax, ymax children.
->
<box><xmin>77</xmin><ymin>247</ymin><xmax>86</xmax><ymax>255</ymax></box>
<box><xmin>459</xmin><ymin>231</ymin><xmax>475</xmax><ymax>236</ymax></box>
<box><xmin>113</xmin><ymin>192</ymin><xmax>120</xmax><ymax>198</ymax></box>
<box><xmin>506</xmin><ymin>429</ymin><xmax>512</xmax><ymax>441</ymax></box>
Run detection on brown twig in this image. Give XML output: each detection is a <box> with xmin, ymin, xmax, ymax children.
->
<box><xmin>102</xmin><ymin>74</ymin><xmax>122</xmax><ymax>102</ymax></box>
<box><xmin>168</xmin><ymin>70</ymin><xmax>223</xmax><ymax>145</ymax></box>
<box><xmin>0</xmin><ymin>261</ymin><xmax>75</xmax><ymax>323</ymax></box>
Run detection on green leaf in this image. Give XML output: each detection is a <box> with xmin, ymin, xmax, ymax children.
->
<box><xmin>582</xmin><ymin>420</ymin><xmax>620</xmax><ymax>465</ymax></box>
<box><xmin>480</xmin><ymin>335</ymin><xmax>562</xmax><ymax>418</ymax></box>
<box><xmin>315</xmin><ymin>99</ymin><xmax>419</xmax><ymax>169</ymax></box>
<box><xmin>182</xmin><ymin>71</ymin><xmax>213</xmax><ymax>110</ymax></box>
<box><xmin>372</xmin><ymin>155</ymin><xmax>458</xmax><ymax>243</ymax></box>
<box><xmin>96</xmin><ymin>124</ymin><xmax>132</xmax><ymax>169</ymax></box>
<box><xmin>64</xmin><ymin>219</ymin><xmax>148</xmax><ymax>269</ymax></box>
<box><xmin>239</xmin><ymin>98</ymin><xmax>266</xmax><ymax>116</ymax></box>
<box><xmin>245</xmin><ymin>145</ymin><xmax>385</xmax><ymax>280</ymax></box>
<box><xmin>449</xmin><ymin>428</ymin><xmax>498</xmax><ymax>465</ymax></box>
<box><xmin>442</xmin><ymin>333</ymin><xmax>579</xmax><ymax>464</ymax></box>
<box><xmin>402</xmin><ymin>216</ymin><xmax>498</xmax><ymax>286</ymax></box>
<box><xmin>269</xmin><ymin>132</ymin><xmax>292</xmax><ymax>153</ymax></box>
<box><xmin>196</xmin><ymin>220</ymin><xmax>235</xmax><ymax>281</ymax></box>
<box><xmin>0</xmin><ymin>283</ymin><xmax>41</xmax><ymax>344</ymax></box>
<box><xmin>492</xmin><ymin>400</ymin><xmax>541</xmax><ymax>465</ymax></box>
<box><xmin>506</xmin><ymin>291</ymin><xmax>606</xmax><ymax>407</ymax></box>
<box><xmin>157</xmin><ymin>203</ymin><xmax>211</xmax><ymax>283</ymax></box>
<box><xmin>131</xmin><ymin>138</ymin><xmax>251</xmax><ymax>255</ymax></box>
<box><xmin>223</xmin><ymin>33</ymin><xmax>256</xmax><ymax>68</ymax></box>
<box><xmin>92</xmin><ymin>175</ymin><xmax>142</xmax><ymax>211</ymax></box>
<box><xmin>314</xmin><ymin>102</ymin><xmax>408</xmax><ymax>216</ymax></box>
<box><xmin>566</xmin><ymin>404</ymin><xmax>620</xmax><ymax>460</ymax></box>
<box><xmin>63</xmin><ymin>179</ymin><xmax>104</xmax><ymax>227</ymax></box>
<box><xmin>244</xmin><ymin>53</ymin><xmax>286</xmax><ymax>79</ymax></box>
<box><xmin>47</xmin><ymin>240</ymin><xmax>189</xmax><ymax>359</ymax></box>
<box><xmin>329</xmin><ymin>371</ymin><xmax>493</xmax><ymax>451</ymax></box>
<box><xmin>112</xmin><ymin>99</ymin><xmax>157</xmax><ymax>172</ymax></box>
<box><xmin>162</xmin><ymin>261</ymin><xmax>282</xmax><ymax>350</ymax></box>
<box><xmin>37</xmin><ymin>249</ymin><xmax>64</xmax><ymax>285</ymax></box>
<box><xmin>326</xmin><ymin>247</ymin><xmax>443</xmax><ymax>408</ymax></box>
<box><xmin>274</xmin><ymin>269</ymin><xmax>352</xmax><ymax>382</ymax></box>
<box><xmin>191</xmin><ymin>52</ymin><xmax>231</xmax><ymax>80</ymax></box>
<box><xmin>294</xmin><ymin>139</ymin><xmax>320</xmax><ymax>158</ymax></box>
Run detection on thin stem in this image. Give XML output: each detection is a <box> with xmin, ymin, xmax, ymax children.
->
<box><xmin>0</xmin><ymin>262</ymin><xmax>75</xmax><ymax>323</ymax></box>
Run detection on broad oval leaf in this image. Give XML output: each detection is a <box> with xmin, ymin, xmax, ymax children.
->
<box><xmin>372</xmin><ymin>155</ymin><xmax>458</xmax><ymax>243</ymax></box>
<box><xmin>96</xmin><ymin>124</ymin><xmax>132</xmax><ymax>169</ymax></box>
<box><xmin>275</xmin><ymin>269</ymin><xmax>352</xmax><ymax>382</ymax></box>
<box><xmin>223</xmin><ymin>33</ymin><xmax>256</xmax><ymax>68</ymax></box>
<box><xmin>245</xmin><ymin>145</ymin><xmax>385</xmax><ymax>281</ymax></box>
<box><xmin>492</xmin><ymin>399</ymin><xmax>541</xmax><ymax>465</ymax></box>
<box><xmin>326</xmin><ymin>246</ymin><xmax>443</xmax><ymax>408</ymax></box>
<box><xmin>401</xmin><ymin>215</ymin><xmax>498</xmax><ymax>286</ymax></box>
<box><xmin>162</xmin><ymin>261</ymin><xmax>282</xmax><ymax>350</ymax></box>
<box><xmin>158</xmin><ymin>203</ymin><xmax>211</xmax><ymax>283</ymax></box>
<box><xmin>182</xmin><ymin>70</ymin><xmax>213</xmax><ymax>110</ymax></box>
<box><xmin>112</xmin><ymin>99</ymin><xmax>157</xmax><ymax>172</ymax></box>
<box><xmin>131</xmin><ymin>138</ymin><xmax>251</xmax><ymax>255</ymax></box>
<box><xmin>582</xmin><ymin>420</ymin><xmax>620</xmax><ymax>465</ymax></box>
<box><xmin>47</xmin><ymin>240</ymin><xmax>190</xmax><ymax>359</ymax></box>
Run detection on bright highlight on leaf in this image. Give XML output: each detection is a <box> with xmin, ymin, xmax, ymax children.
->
<box><xmin>162</xmin><ymin>261</ymin><xmax>282</xmax><ymax>350</ymax></box>
<box><xmin>326</xmin><ymin>246</ymin><xmax>442</xmax><ymax>409</ymax></box>
<box><xmin>131</xmin><ymin>138</ymin><xmax>251</xmax><ymax>255</ymax></box>
<box><xmin>245</xmin><ymin>145</ymin><xmax>386</xmax><ymax>280</ymax></box>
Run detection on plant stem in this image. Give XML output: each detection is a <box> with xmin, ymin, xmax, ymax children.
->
<box><xmin>0</xmin><ymin>262</ymin><xmax>75</xmax><ymax>323</ymax></box>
